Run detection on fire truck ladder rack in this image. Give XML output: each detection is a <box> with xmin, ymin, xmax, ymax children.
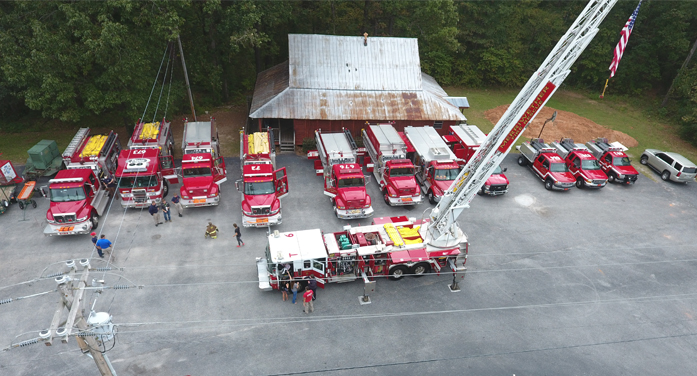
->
<box><xmin>423</xmin><ymin>0</ymin><xmax>618</xmax><ymax>247</ymax></box>
<box><xmin>344</xmin><ymin>129</ymin><xmax>358</xmax><ymax>151</ymax></box>
<box><xmin>62</xmin><ymin>128</ymin><xmax>90</xmax><ymax>159</ymax></box>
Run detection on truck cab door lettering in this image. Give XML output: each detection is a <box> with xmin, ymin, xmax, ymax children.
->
<box><xmin>273</xmin><ymin>167</ymin><xmax>289</xmax><ymax>199</ymax></box>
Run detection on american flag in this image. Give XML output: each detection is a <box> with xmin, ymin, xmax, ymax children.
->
<box><xmin>608</xmin><ymin>1</ymin><xmax>642</xmax><ymax>78</ymax></box>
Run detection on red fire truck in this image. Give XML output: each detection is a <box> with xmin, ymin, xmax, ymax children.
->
<box><xmin>237</xmin><ymin>130</ymin><xmax>288</xmax><ymax>227</ymax></box>
<box><xmin>551</xmin><ymin>138</ymin><xmax>608</xmax><ymax>189</ymax></box>
<box><xmin>180</xmin><ymin>119</ymin><xmax>227</xmax><ymax>207</ymax></box>
<box><xmin>448</xmin><ymin>124</ymin><xmax>509</xmax><ymax>196</ymax></box>
<box><xmin>517</xmin><ymin>139</ymin><xmax>576</xmax><ymax>191</ymax></box>
<box><xmin>585</xmin><ymin>138</ymin><xmax>639</xmax><ymax>185</ymax></box>
<box><xmin>43</xmin><ymin>168</ymin><xmax>109</xmax><ymax>236</ymax></box>
<box><xmin>116</xmin><ymin>119</ymin><xmax>178</xmax><ymax>208</ymax></box>
<box><xmin>308</xmin><ymin>129</ymin><xmax>373</xmax><ymax>219</ymax></box>
<box><xmin>403</xmin><ymin>126</ymin><xmax>461</xmax><ymax>204</ymax></box>
<box><xmin>42</xmin><ymin>128</ymin><xmax>121</xmax><ymax>236</ymax></box>
<box><xmin>362</xmin><ymin>123</ymin><xmax>421</xmax><ymax>206</ymax></box>
<box><xmin>256</xmin><ymin>215</ymin><xmax>467</xmax><ymax>291</ymax></box>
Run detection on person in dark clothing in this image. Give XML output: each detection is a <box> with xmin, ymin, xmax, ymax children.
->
<box><xmin>91</xmin><ymin>232</ymin><xmax>98</xmax><ymax>246</ymax></box>
<box><xmin>233</xmin><ymin>223</ymin><xmax>244</xmax><ymax>247</ymax></box>
<box><xmin>171</xmin><ymin>194</ymin><xmax>183</xmax><ymax>217</ymax></box>
<box><xmin>149</xmin><ymin>201</ymin><xmax>162</xmax><ymax>226</ymax></box>
<box><xmin>308</xmin><ymin>275</ymin><xmax>317</xmax><ymax>301</ymax></box>
<box><xmin>160</xmin><ymin>200</ymin><xmax>171</xmax><ymax>222</ymax></box>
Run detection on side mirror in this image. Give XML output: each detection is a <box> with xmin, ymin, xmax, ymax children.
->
<box><xmin>235</xmin><ymin>179</ymin><xmax>242</xmax><ymax>192</ymax></box>
<box><xmin>364</xmin><ymin>176</ymin><xmax>371</xmax><ymax>184</ymax></box>
<box><xmin>502</xmin><ymin>168</ymin><xmax>508</xmax><ymax>172</ymax></box>
<box><xmin>40</xmin><ymin>186</ymin><xmax>48</xmax><ymax>198</ymax></box>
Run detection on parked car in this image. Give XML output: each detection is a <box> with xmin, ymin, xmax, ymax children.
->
<box><xmin>640</xmin><ymin>149</ymin><xmax>697</xmax><ymax>183</ymax></box>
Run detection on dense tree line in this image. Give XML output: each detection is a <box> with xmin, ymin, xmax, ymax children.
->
<box><xmin>0</xmin><ymin>1</ymin><xmax>695</xmax><ymax>142</ymax></box>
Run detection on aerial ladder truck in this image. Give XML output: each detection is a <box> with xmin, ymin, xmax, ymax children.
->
<box><xmin>257</xmin><ymin>0</ymin><xmax>618</xmax><ymax>292</ymax></box>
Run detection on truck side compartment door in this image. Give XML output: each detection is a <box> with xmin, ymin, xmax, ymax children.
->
<box><xmin>273</xmin><ymin>167</ymin><xmax>289</xmax><ymax>199</ymax></box>
<box><xmin>213</xmin><ymin>157</ymin><xmax>227</xmax><ymax>185</ymax></box>
<box><xmin>158</xmin><ymin>155</ymin><xmax>179</xmax><ymax>184</ymax></box>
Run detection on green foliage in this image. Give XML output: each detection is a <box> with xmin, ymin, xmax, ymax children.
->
<box><xmin>302</xmin><ymin>137</ymin><xmax>316</xmax><ymax>154</ymax></box>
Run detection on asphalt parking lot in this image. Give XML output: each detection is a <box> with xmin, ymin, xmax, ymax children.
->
<box><xmin>1</xmin><ymin>152</ymin><xmax>696</xmax><ymax>375</ymax></box>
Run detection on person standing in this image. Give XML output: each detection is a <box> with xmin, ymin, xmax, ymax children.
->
<box><xmin>91</xmin><ymin>232</ymin><xmax>98</xmax><ymax>246</ymax></box>
<box><xmin>281</xmin><ymin>281</ymin><xmax>290</xmax><ymax>302</ymax></box>
<box><xmin>149</xmin><ymin>201</ymin><xmax>162</xmax><ymax>226</ymax></box>
<box><xmin>291</xmin><ymin>280</ymin><xmax>300</xmax><ymax>304</ymax></box>
<box><xmin>303</xmin><ymin>287</ymin><xmax>314</xmax><ymax>314</ymax></box>
<box><xmin>308</xmin><ymin>275</ymin><xmax>317</xmax><ymax>301</ymax></box>
<box><xmin>233</xmin><ymin>223</ymin><xmax>244</xmax><ymax>247</ymax></box>
<box><xmin>95</xmin><ymin>235</ymin><xmax>112</xmax><ymax>259</ymax></box>
<box><xmin>160</xmin><ymin>200</ymin><xmax>171</xmax><ymax>222</ymax></box>
<box><xmin>171</xmin><ymin>194</ymin><xmax>183</xmax><ymax>217</ymax></box>
<box><xmin>101</xmin><ymin>175</ymin><xmax>116</xmax><ymax>199</ymax></box>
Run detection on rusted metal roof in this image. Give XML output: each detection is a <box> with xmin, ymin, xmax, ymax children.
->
<box><xmin>249</xmin><ymin>34</ymin><xmax>466</xmax><ymax>122</ymax></box>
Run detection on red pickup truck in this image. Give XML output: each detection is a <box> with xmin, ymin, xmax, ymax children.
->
<box><xmin>516</xmin><ymin>139</ymin><xmax>575</xmax><ymax>191</ymax></box>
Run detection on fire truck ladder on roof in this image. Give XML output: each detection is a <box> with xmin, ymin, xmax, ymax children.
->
<box><xmin>423</xmin><ymin>0</ymin><xmax>618</xmax><ymax>247</ymax></box>
<box><xmin>62</xmin><ymin>128</ymin><xmax>90</xmax><ymax>158</ymax></box>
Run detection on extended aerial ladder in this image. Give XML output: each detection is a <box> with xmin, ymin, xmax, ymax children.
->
<box><xmin>421</xmin><ymin>0</ymin><xmax>618</xmax><ymax>248</ymax></box>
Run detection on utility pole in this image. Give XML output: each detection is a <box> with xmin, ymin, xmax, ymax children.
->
<box><xmin>661</xmin><ymin>37</ymin><xmax>697</xmax><ymax>108</ymax></box>
<box><xmin>177</xmin><ymin>36</ymin><xmax>197</xmax><ymax>121</ymax></box>
<box><xmin>42</xmin><ymin>259</ymin><xmax>116</xmax><ymax>376</ymax></box>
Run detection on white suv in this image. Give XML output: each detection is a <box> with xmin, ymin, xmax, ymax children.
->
<box><xmin>640</xmin><ymin>149</ymin><xmax>697</xmax><ymax>183</ymax></box>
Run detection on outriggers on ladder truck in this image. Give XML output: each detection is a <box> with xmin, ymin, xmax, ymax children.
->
<box><xmin>43</xmin><ymin>128</ymin><xmax>121</xmax><ymax>236</ymax></box>
<box><xmin>237</xmin><ymin>130</ymin><xmax>288</xmax><ymax>227</ymax></box>
<box><xmin>309</xmin><ymin>129</ymin><xmax>374</xmax><ymax>220</ymax></box>
<box><xmin>257</xmin><ymin>0</ymin><xmax>618</xmax><ymax>293</ymax></box>
<box><xmin>116</xmin><ymin>119</ymin><xmax>179</xmax><ymax>208</ymax></box>
<box><xmin>180</xmin><ymin>119</ymin><xmax>227</xmax><ymax>207</ymax></box>
<box><xmin>362</xmin><ymin>123</ymin><xmax>422</xmax><ymax>206</ymax></box>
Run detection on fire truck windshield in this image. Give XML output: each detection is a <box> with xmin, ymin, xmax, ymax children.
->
<box><xmin>549</xmin><ymin>163</ymin><xmax>569</xmax><ymax>173</ymax></box>
<box><xmin>613</xmin><ymin>157</ymin><xmax>632</xmax><ymax>166</ymax></box>
<box><xmin>338</xmin><ymin>177</ymin><xmax>364</xmax><ymax>188</ymax></box>
<box><xmin>244</xmin><ymin>181</ymin><xmax>274</xmax><ymax>195</ymax></box>
<box><xmin>434</xmin><ymin>168</ymin><xmax>460</xmax><ymax>181</ymax></box>
<box><xmin>581</xmin><ymin>159</ymin><xmax>601</xmax><ymax>170</ymax></box>
<box><xmin>183</xmin><ymin>167</ymin><xmax>212</xmax><ymax>177</ymax></box>
<box><xmin>118</xmin><ymin>176</ymin><xmax>155</xmax><ymax>188</ymax></box>
<box><xmin>493</xmin><ymin>165</ymin><xmax>503</xmax><ymax>174</ymax></box>
<box><xmin>50</xmin><ymin>188</ymin><xmax>86</xmax><ymax>202</ymax></box>
<box><xmin>389</xmin><ymin>167</ymin><xmax>415</xmax><ymax>176</ymax></box>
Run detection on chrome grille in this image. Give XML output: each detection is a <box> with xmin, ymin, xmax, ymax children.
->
<box><xmin>592</xmin><ymin>180</ymin><xmax>606</xmax><ymax>185</ymax></box>
<box><xmin>252</xmin><ymin>206</ymin><xmax>270</xmax><ymax>215</ymax></box>
<box><xmin>489</xmin><ymin>184</ymin><xmax>507</xmax><ymax>192</ymax></box>
<box><xmin>133</xmin><ymin>189</ymin><xmax>147</xmax><ymax>203</ymax></box>
<box><xmin>54</xmin><ymin>214</ymin><xmax>76</xmax><ymax>223</ymax></box>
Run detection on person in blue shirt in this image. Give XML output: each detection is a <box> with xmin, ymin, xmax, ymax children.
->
<box><xmin>95</xmin><ymin>235</ymin><xmax>112</xmax><ymax>258</ymax></box>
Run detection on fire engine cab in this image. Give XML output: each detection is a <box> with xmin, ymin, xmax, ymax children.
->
<box><xmin>180</xmin><ymin>119</ymin><xmax>227</xmax><ymax>207</ymax></box>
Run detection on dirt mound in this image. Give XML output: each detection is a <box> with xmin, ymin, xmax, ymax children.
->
<box><xmin>483</xmin><ymin>105</ymin><xmax>638</xmax><ymax>147</ymax></box>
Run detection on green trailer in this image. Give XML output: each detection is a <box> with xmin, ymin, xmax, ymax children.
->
<box><xmin>23</xmin><ymin>140</ymin><xmax>64</xmax><ymax>180</ymax></box>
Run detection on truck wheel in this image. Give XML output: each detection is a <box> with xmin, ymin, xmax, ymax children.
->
<box><xmin>90</xmin><ymin>213</ymin><xmax>99</xmax><ymax>230</ymax></box>
<box><xmin>607</xmin><ymin>172</ymin><xmax>616</xmax><ymax>183</ymax></box>
<box><xmin>428</xmin><ymin>191</ymin><xmax>436</xmax><ymax>204</ymax></box>
<box><xmin>661</xmin><ymin>170</ymin><xmax>670</xmax><ymax>181</ymax></box>
<box><xmin>389</xmin><ymin>265</ymin><xmax>408</xmax><ymax>280</ymax></box>
<box><xmin>383</xmin><ymin>190</ymin><xmax>391</xmax><ymax>206</ymax></box>
<box><xmin>640</xmin><ymin>155</ymin><xmax>648</xmax><ymax>165</ymax></box>
<box><xmin>544</xmin><ymin>179</ymin><xmax>553</xmax><ymax>191</ymax></box>
<box><xmin>575</xmin><ymin>177</ymin><xmax>584</xmax><ymax>189</ymax></box>
<box><xmin>411</xmin><ymin>263</ymin><xmax>431</xmax><ymax>277</ymax></box>
<box><xmin>162</xmin><ymin>181</ymin><xmax>169</xmax><ymax>198</ymax></box>
<box><xmin>517</xmin><ymin>156</ymin><xmax>527</xmax><ymax>166</ymax></box>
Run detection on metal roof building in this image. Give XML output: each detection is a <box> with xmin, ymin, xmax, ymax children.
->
<box><xmin>249</xmin><ymin>34</ymin><xmax>468</xmax><ymax>150</ymax></box>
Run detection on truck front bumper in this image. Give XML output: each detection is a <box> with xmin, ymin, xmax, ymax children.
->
<box><xmin>120</xmin><ymin>197</ymin><xmax>161</xmax><ymax>208</ymax></box>
<box><xmin>336</xmin><ymin>206</ymin><xmax>375</xmax><ymax>219</ymax></box>
<box><xmin>552</xmin><ymin>182</ymin><xmax>575</xmax><ymax>191</ymax></box>
<box><xmin>44</xmin><ymin>221</ymin><xmax>92</xmax><ymax>236</ymax></box>
<box><xmin>482</xmin><ymin>186</ymin><xmax>508</xmax><ymax>196</ymax></box>
<box><xmin>387</xmin><ymin>195</ymin><xmax>423</xmax><ymax>206</ymax></box>
<box><xmin>181</xmin><ymin>196</ymin><xmax>220</xmax><ymax>208</ymax></box>
<box><xmin>242</xmin><ymin>212</ymin><xmax>282</xmax><ymax>228</ymax></box>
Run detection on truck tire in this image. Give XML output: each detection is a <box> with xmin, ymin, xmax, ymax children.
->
<box><xmin>575</xmin><ymin>177</ymin><xmax>584</xmax><ymax>189</ymax></box>
<box><xmin>411</xmin><ymin>263</ymin><xmax>431</xmax><ymax>277</ymax></box>
<box><xmin>661</xmin><ymin>170</ymin><xmax>670</xmax><ymax>181</ymax></box>
<box><xmin>517</xmin><ymin>155</ymin><xmax>527</xmax><ymax>166</ymax></box>
<box><xmin>428</xmin><ymin>191</ymin><xmax>436</xmax><ymax>205</ymax></box>
<box><xmin>544</xmin><ymin>179</ymin><xmax>553</xmax><ymax>191</ymax></box>
<box><xmin>389</xmin><ymin>265</ymin><xmax>408</xmax><ymax>280</ymax></box>
<box><xmin>607</xmin><ymin>172</ymin><xmax>616</xmax><ymax>183</ymax></box>
<box><xmin>640</xmin><ymin>155</ymin><xmax>648</xmax><ymax>165</ymax></box>
<box><xmin>90</xmin><ymin>212</ymin><xmax>98</xmax><ymax>230</ymax></box>
<box><xmin>383</xmin><ymin>190</ymin><xmax>391</xmax><ymax>206</ymax></box>
<box><xmin>162</xmin><ymin>181</ymin><xmax>169</xmax><ymax>198</ymax></box>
